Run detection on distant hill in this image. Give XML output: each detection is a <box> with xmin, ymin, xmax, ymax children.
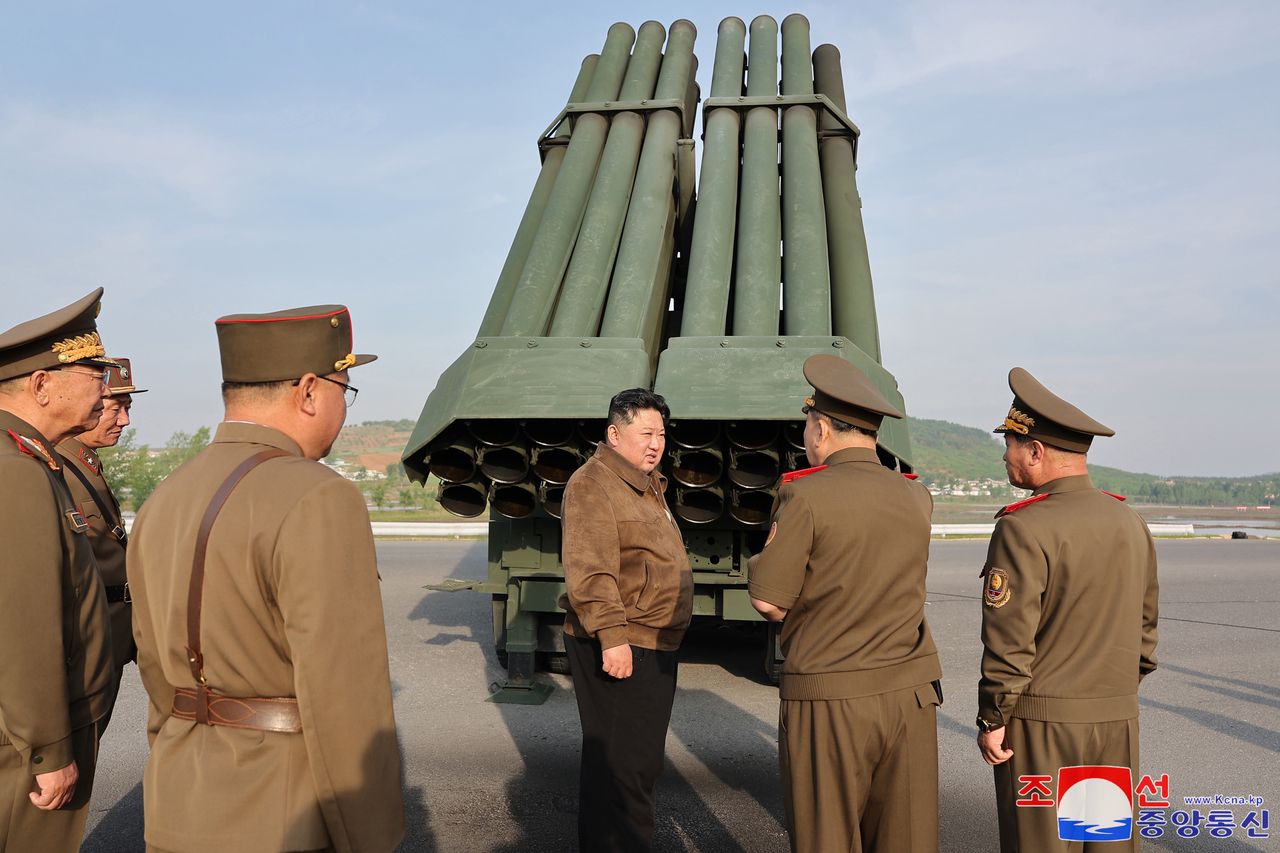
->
<box><xmin>906</xmin><ymin>417</ymin><xmax>1279</xmax><ymax>506</ymax></box>
<box><xmin>329</xmin><ymin>418</ymin><xmax>1278</xmax><ymax>507</ymax></box>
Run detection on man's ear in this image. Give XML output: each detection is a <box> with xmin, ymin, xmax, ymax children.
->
<box><xmin>1029</xmin><ymin>439</ymin><xmax>1047</xmax><ymax>464</ymax></box>
<box><xmin>30</xmin><ymin>370</ymin><xmax>53</xmax><ymax>405</ymax></box>
<box><xmin>605</xmin><ymin>422</ymin><xmax>620</xmax><ymax>446</ymax></box>
<box><xmin>295</xmin><ymin>374</ymin><xmax>319</xmax><ymax>416</ymax></box>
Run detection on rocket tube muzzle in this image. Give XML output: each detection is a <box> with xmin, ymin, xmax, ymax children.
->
<box><xmin>531</xmin><ymin>445</ymin><xmax>582</xmax><ymax>485</ymax></box>
<box><xmin>439</xmin><ymin>480</ymin><xmax>488</xmax><ymax>518</ymax></box>
<box><xmin>673</xmin><ymin>485</ymin><xmax>725</xmax><ymax>525</ymax></box>
<box><xmin>490</xmin><ymin>479</ymin><xmax>538</xmax><ymax>520</ymax></box>
<box><xmin>670</xmin><ymin>446</ymin><xmax>724</xmax><ymax>488</ymax></box>
<box><xmin>670</xmin><ymin>419</ymin><xmax>720</xmax><ymax>450</ymax></box>
<box><xmin>729</xmin><ymin>488</ymin><xmax>774</xmax><ymax>526</ymax></box>
<box><xmin>725</xmin><ymin>420</ymin><xmax>780</xmax><ymax>450</ymax></box>
<box><xmin>479</xmin><ymin>444</ymin><xmax>530</xmax><ymax>485</ymax></box>
<box><xmin>427</xmin><ymin>441</ymin><xmax>477</xmax><ymax>484</ymax></box>
<box><xmin>468</xmin><ymin>419</ymin><xmax>520</xmax><ymax>448</ymax></box>
<box><xmin>538</xmin><ymin>481</ymin><xmax>567</xmax><ymax>519</ymax></box>
<box><xmin>727</xmin><ymin>445</ymin><xmax>781</xmax><ymax>490</ymax></box>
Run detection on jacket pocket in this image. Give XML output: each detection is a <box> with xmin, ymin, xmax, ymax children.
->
<box><xmin>635</xmin><ymin>561</ymin><xmax>658</xmax><ymax>611</ymax></box>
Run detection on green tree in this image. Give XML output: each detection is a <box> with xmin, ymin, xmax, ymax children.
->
<box><xmin>367</xmin><ymin>480</ymin><xmax>390</xmax><ymax>510</ymax></box>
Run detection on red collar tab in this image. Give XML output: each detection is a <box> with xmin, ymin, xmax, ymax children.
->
<box><xmin>6</xmin><ymin>429</ymin><xmax>58</xmax><ymax>470</ymax></box>
<box><xmin>79</xmin><ymin>447</ymin><xmax>100</xmax><ymax>473</ymax></box>
<box><xmin>996</xmin><ymin>493</ymin><xmax>1050</xmax><ymax>517</ymax></box>
<box><xmin>782</xmin><ymin>464</ymin><xmax>827</xmax><ymax>484</ymax></box>
<box><xmin>903</xmin><ymin>472</ymin><xmax>919</xmax><ymax>480</ymax></box>
<box><xmin>1100</xmin><ymin>490</ymin><xmax>1127</xmax><ymax>501</ymax></box>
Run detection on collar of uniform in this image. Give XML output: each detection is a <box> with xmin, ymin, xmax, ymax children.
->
<box><xmin>0</xmin><ymin>409</ymin><xmax>54</xmax><ymax>451</ymax></box>
<box><xmin>822</xmin><ymin>446</ymin><xmax>882</xmax><ymax>468</ymax></box>
<box><xmin>591</xmin><ymin>441</ymin><xmax>662</xmax><ymax>494</ymax></box>
<box><xmin>212</xmin><ymin>421</ymin><xmax>304</xmax><ymax>457</ymax></box>
<box><xmin>1032</xmin><ymin>473</ymin><xmax>1095</xmax><ymax>497</ymax></box>
<box><xmin>59</xmin><ymin>435</ymin><xmax>96</xmax><ymax>470</ymax></box>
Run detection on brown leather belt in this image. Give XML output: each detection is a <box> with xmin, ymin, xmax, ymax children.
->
<box><xmin>171</xmin><ymin>687</ymin><xmax>302</xmax><ymax>733</ymax></box>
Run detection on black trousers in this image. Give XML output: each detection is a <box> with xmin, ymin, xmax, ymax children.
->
<box><xmin>566</xmin><ymin>635</ymin><xmax>679</xmax><ymax>853</ymax></box>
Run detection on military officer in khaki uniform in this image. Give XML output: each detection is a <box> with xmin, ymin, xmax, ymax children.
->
<box><xmin>977</xmin><ymin>367</ymin><xmax>1159</xmax><ymax>852</ymax></box>
<box><xmin>0</xmin><ymin>289</ymin><xmax>116</xmax><ymax>852</ymax></box>
<box><xmin>128</xmin><ymin>304</ymin><xmax>404</xmax><ymax>852</ymax></box>
<box><xmin>750</xmin><ymin>355</ymin><xmax>943</xmax><ymax>853</ymax></box>
<box><xmin>58</xmin><ymin>357</ymin><xmax>147</xmax><ymax>730</ymax></box>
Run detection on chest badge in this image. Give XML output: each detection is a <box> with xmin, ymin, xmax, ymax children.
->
<box><xmin>984</xmin><ymin>568</ymin><xmax>1011</xmax><ymax>608</ymax></box>
<box><xmin>65</xmin><ymin>509</ymin><xmax>89</xmax><ymax>534</ymax></box>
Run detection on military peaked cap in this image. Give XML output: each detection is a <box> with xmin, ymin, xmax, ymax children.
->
<box><xmin>0</xmin><ymin>288</ymin><xmax>115</xmax><ymax>382</ymax></box>
<box><xmin>801</xmin><ymin>354</ymin><xmax>903</xmax><ymax>432</ymax></box>
<box><xmin>106</xmin><ymin>357</ymin><xmax>148</xmax><ymax>395</ymax></box>
<box><xmin>215</xmin><ymin>304</ymin><xmax>377</xmax><ymax>383</ymax></box>
<box><xmin>993</xmin><ymin>366</ymin><xmax>1114</xmax><ymax>453</ymax></box>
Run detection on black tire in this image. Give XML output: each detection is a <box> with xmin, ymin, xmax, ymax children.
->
<box><xmin>545</xmin><ymin>652</ymin><xmax>571</xmax><ymax>675</ymax></box>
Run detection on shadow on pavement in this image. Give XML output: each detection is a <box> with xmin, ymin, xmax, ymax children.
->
<box><xmin>82</xmin><ymin>781</ymin><xmax>144</xmax><ymax>852</ymax></box>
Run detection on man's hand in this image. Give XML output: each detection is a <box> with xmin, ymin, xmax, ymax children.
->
<box><xmin>30</xmin><ymin>760</ymin><xmax>78</xmax><ymax>810</ymax></box>
<box><xmin>978</xmin><ymin>727</ymin><xmax>1014</xmax><ymax>765</ymax></box>
<box><xmin>601</xmin><ymin>644</ymin><xmax>633</xmax><ymax>679</ymax></box>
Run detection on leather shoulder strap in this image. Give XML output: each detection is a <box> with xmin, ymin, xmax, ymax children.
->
<box><xmin>186</xmin><ymin>449</ymin><xmax>288</xmax><ymax>721</ymax></box>
<box><xmin>59</xmin><ymin>454</ymin><xmax>125</xmax><ymax>541</ymax></box>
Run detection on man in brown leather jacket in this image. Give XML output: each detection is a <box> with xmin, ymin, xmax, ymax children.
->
<box><xmin>0</xmin><ymin>289</ymin><xmax>116</xmax><ymax>853</ymax></box>
<box><xmin>128</xmin><ymin>304</ymin><xmax>404</xmax><ymax>852</ymax></box>
<box><xmin>57</xmin><ymin>357</ymin><xmax>146</xmax><ymax>732</ymax></box>
<box><xmin>559</xmin><ymin>388</ymin><xmax>693</xmax><ymax>852</ymax></box>
<box><xmin>978</xmin><ymin>367</ymin><xmax>1159</xmax><ymax>853</ymax></box>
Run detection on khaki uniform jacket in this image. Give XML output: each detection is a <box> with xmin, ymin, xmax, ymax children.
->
<box><xmin>128</xmin><ymin>422</ymin><xmax>404</xmax><ymax>853</ymax></box>
<box><xmin>748</xmin><ymin>447</ymin><xmax>942</xmax><ymax>700</ymax></box>
<box><xmin>0</xmin><ymin>411</ymin><xmax>112</xmax><ymax>769</ymax></box>
<box><xmin>58</xmin><ymin>436</ymin><xmax>135</xmax><ymax>670</ymax></box>
<box><xmin>559</xmin><ymin>442</ymin><xmax>693</xmax><ymax>652</ymax></box>
<box><xmin>979</xmin><ymin>474</ymin><xmax>1159</xmax><ymax>726</ymax></box>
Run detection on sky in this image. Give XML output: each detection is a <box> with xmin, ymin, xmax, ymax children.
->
<box><xmin>2</xmin><ymin>1</ymin><xmax>1277</xmax><ymax>477</ymax></box>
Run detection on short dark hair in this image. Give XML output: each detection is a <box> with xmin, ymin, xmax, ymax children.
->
<box><xmin>221</xmin><ymin>379</ymin><xmax>293</xmax><ymax>406</ymax></box>
<box><xmin>608</xmin><ymin>388</ymin><xmax>669</xmax><ymax>429</ymax></box>
<box><xmin>823</xmin><ymin>413</ymin><xmax>876</xmax><ymax>438</ymax></box>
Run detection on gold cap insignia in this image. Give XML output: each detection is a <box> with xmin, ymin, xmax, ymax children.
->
<box><xmin>1001</xmin><ymin>407</ymin><xmax>1035</xmax><ymax>435</ymax></box>
<box><xmin>51</xmin><ymin>331</ymin><xmax>106</xmax><ymax>364</ymax></box>
<box><xmin>334</xmin><ymin>353</ymin><xmax>356</xmax><ymax>371</ymax></box>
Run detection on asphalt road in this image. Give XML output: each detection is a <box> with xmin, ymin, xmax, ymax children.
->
<box><xmin>83</xmin><ymin>538</ymin><xmax>1279</xmax><ymax>852</ymax></box>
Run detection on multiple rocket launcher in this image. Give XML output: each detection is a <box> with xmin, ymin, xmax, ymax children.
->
<box><xmin>403</xmin><ymin>14</ymin><xmax>914</xmax><ymax>534</ymax></box>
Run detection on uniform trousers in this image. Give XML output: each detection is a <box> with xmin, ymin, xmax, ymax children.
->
<box><xmin>994</xmin><ymin>717</ymin><xmax>1140</xmax><ymax>853</ymax></box>
<box><xmin>97</xmin><ymin>599</ymin><xmax>135</xmax><ymax>735</ymax></box>
<box><xmin>0</xmin><ymin>721</ymin><xmax>100</xmax><ymax>853</ymax></box>
<box><xmin>566</xmin><ymin>635</ymin><xmax>678</xmax><ymax>853</ymax></box>
<box><xmin>780</xmin><ymin>682</ymin><xmax>940</xmax><ymax>853</ymax></box>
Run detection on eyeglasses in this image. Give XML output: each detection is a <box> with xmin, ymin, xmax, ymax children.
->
<box><xmin>59</xmin><ymin>367</ymin><xmax>109</xmax><ymax>386</ymax></box>
<box><xmin>295</xmin><ymin>375</ymin><xmax>359</xmax><ymax>407</ymax></box>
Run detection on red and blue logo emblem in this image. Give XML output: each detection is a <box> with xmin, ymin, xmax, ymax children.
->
<box><xmin>1057</xmin><ymin>765</ymin><xmax>1133</xmax><ymax>841</ymax></box>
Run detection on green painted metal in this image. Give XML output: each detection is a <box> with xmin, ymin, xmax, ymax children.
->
<box><xmin>733</xmin><ymin>15</ymin><xmax>781</xmax><ymax>336</ymax></box>
<box><xmin>681</xmin><ymin>16</ymin><xmax>745</xmax><ymax>337</ymax></box>
<box><xmin>477</xmin><ymin>55</ymin><xmax>596</xmax><ymax>336</ymax></box>
<box><xmin>549</xmin><ymin>21</ymin><xmax>664</xmax><ymax>337</ymax></box>
<box><xmin>406</xmin><ymin>16</ymin><xmax>916</xmax><ymax>692</ymax></box>
<box><xmin>499</xmin><ymin>23</ymin><xmax>635</xmax><ymax>336</ymax></box>
<box><xmin>780</xmin><ymin>15</ymin><xmax>832</xmax><ymax>335</ymax></box>
<box><xmin>814</xmin><ymin>43</ymin><xmax>881</xmax><ymax>360</ymax></box>
<box><xmin>599</xmin><ymin>19</ymin><xmax>697</xmax><ymax>344</ymax></box>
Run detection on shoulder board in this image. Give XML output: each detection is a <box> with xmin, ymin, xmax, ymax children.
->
<box><xmin>1100</xmin><ymin>490</ymin><xmax>1126</xmax><ymax>501</ymax></box>
<box><xmin>903</xmin><ymin>472</ymin><xmax>919</xmax><ymax>480</ymax></box>
<box><xmin>782</xmin><ymin>464</ymin><xmax>827</xmax><ymax>484</ymax></box>
<box><xmin>995</xmin><ymin>493</ymin><xmax>1050</xmax><ymax>518</ymax></box>
<box><xmin>5</xmin><ymin>429</ymin><xmax>59</xmax><ymax>470</ymax></box>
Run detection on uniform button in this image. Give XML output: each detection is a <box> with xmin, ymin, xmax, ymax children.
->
<box><xmin>33</xmin><ymin>755</ymin><xmax>43</xmax><ymax>765</ymax></box>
